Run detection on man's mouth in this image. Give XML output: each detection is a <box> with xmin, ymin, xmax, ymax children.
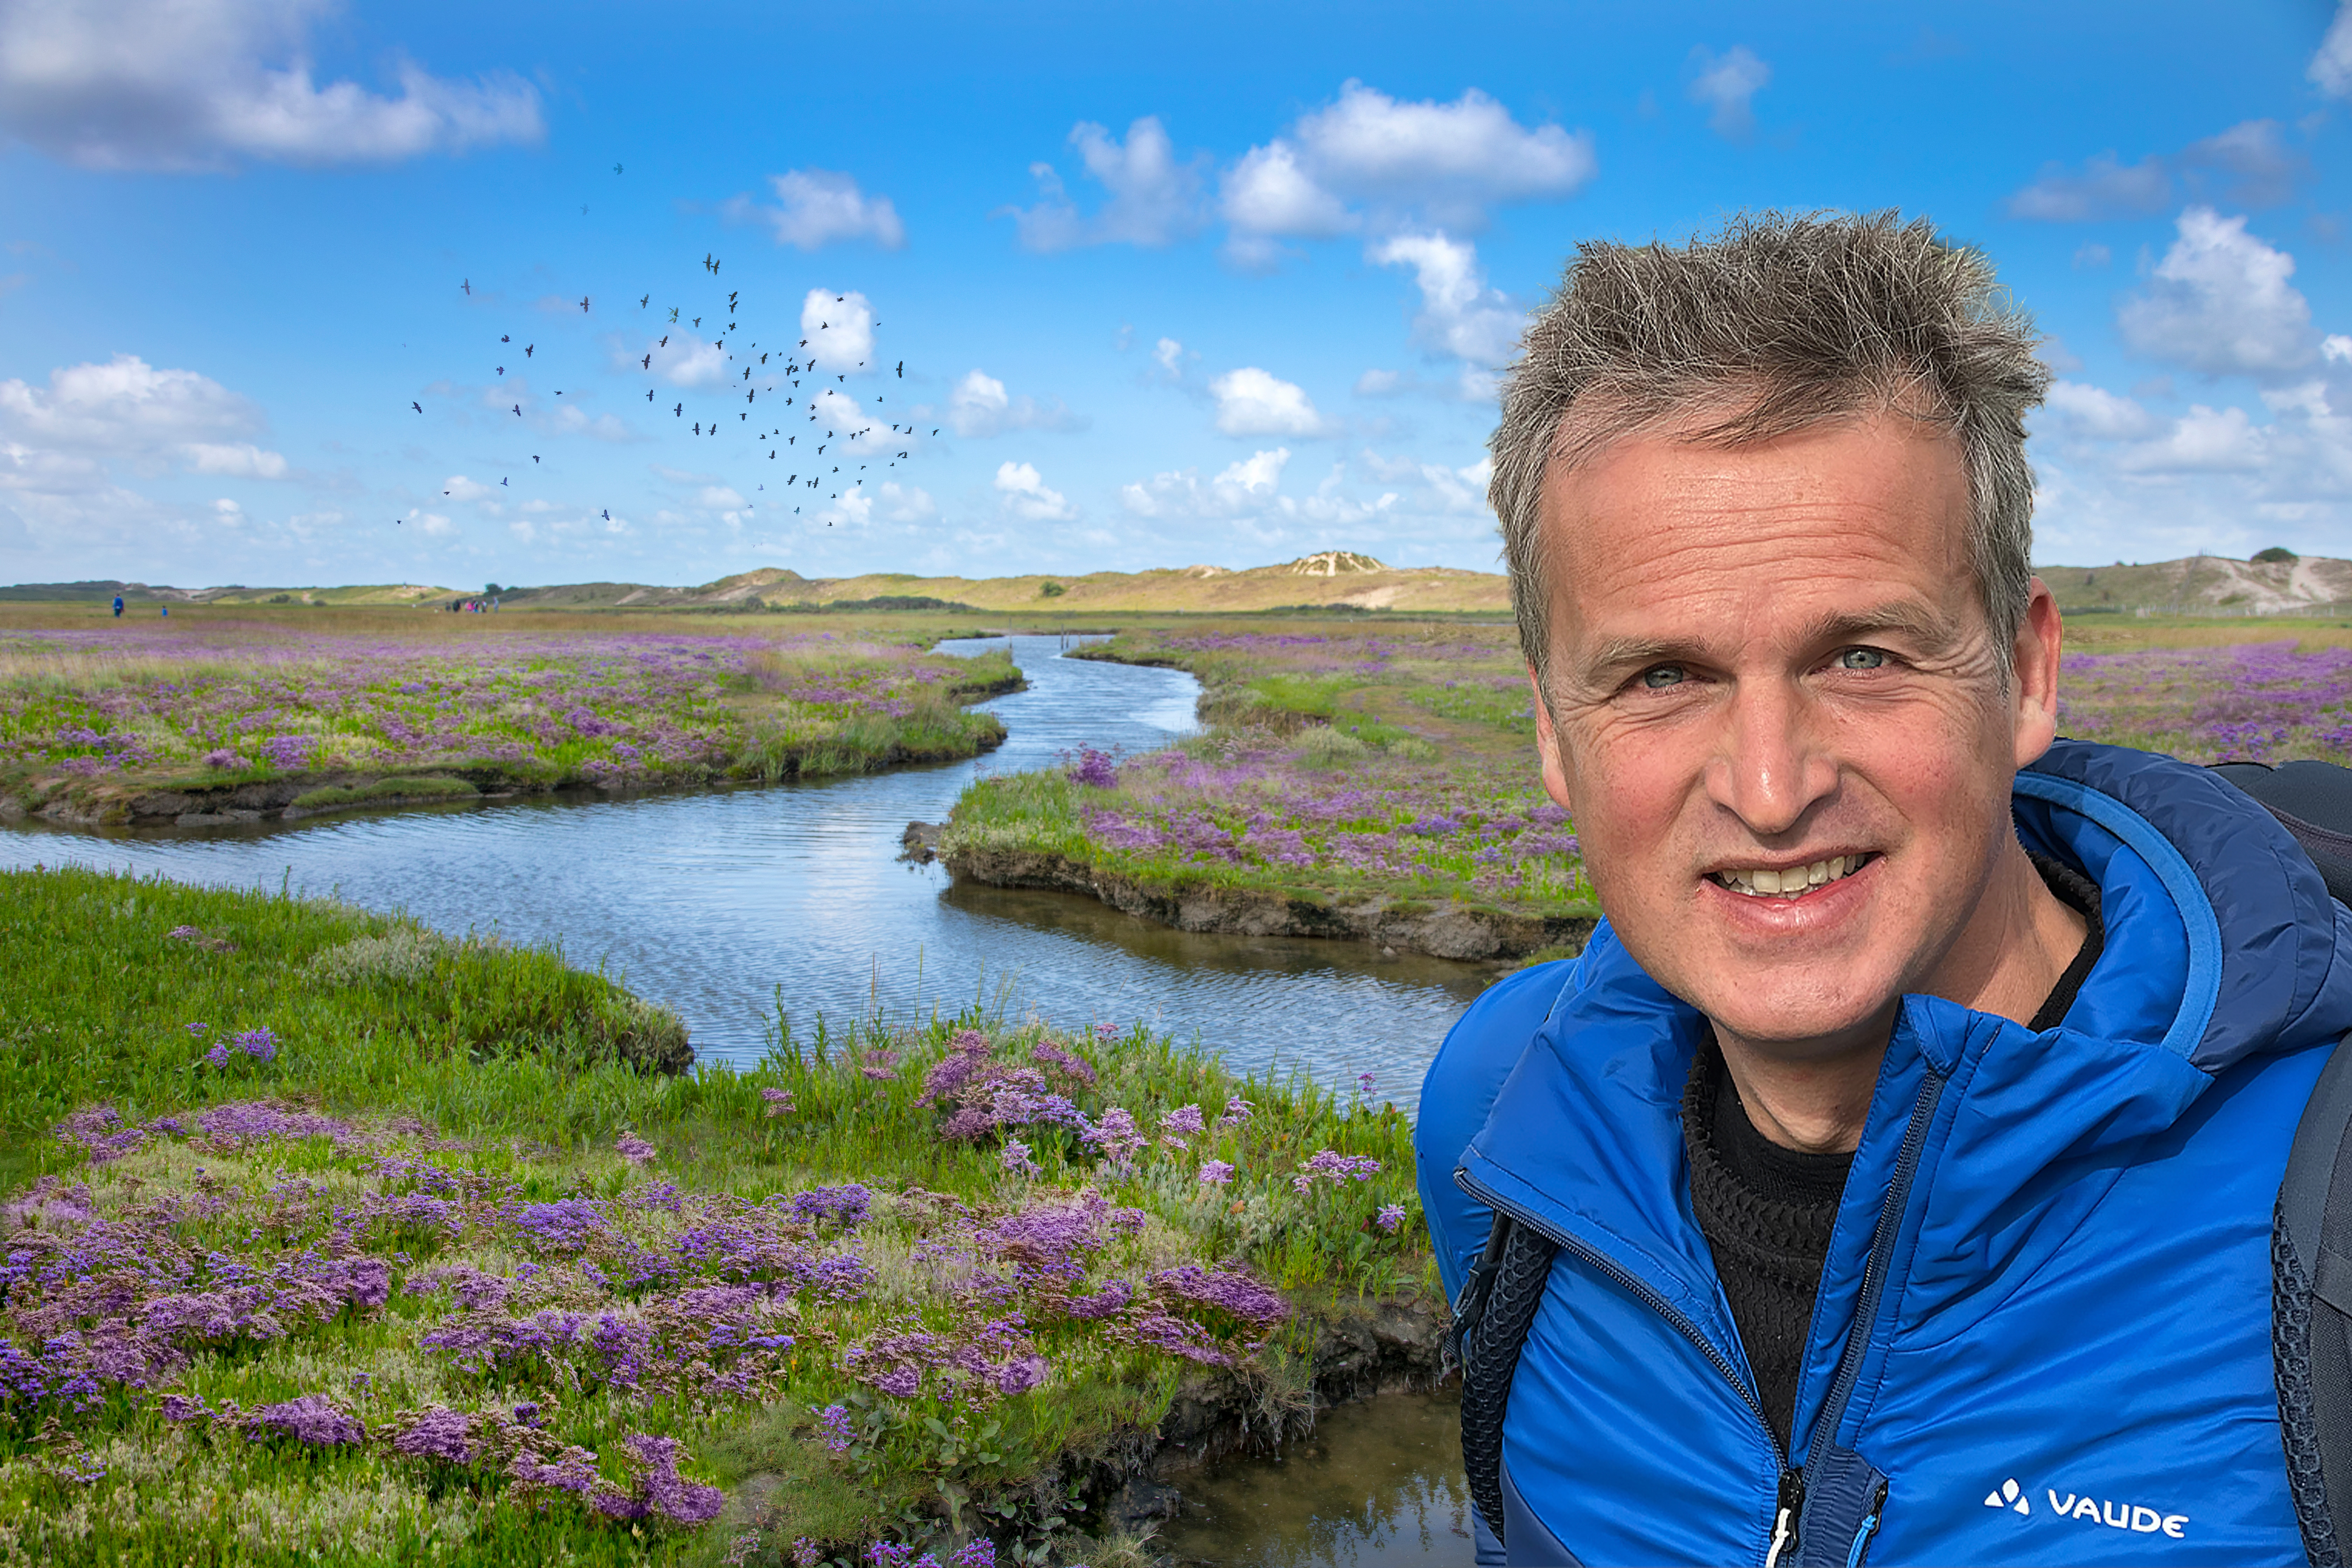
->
<box><xmin>1708</xmin><ymin>853</ymin><xmax>1875</xmax><ymax>899</ymax></box>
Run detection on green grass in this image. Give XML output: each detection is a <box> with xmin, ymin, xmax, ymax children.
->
<box><xmin>0</xmin><ymin>867</ymin><xmax>1429</xmax><ymax>1565</ymax></box>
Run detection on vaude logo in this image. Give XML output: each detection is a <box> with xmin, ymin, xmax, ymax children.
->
<box><xmin>1984</xmin><ymin>1477</ymin><xmax>2189</xmax><ymax>1540</ymax></box>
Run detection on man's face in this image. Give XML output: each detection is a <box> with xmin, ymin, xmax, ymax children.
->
<box><xmin>1531</xmin><ymin>411</ymin><xmax>2060</xmax><ymax>1058</ymax></box>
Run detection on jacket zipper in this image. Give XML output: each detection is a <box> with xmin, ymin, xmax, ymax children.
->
<box><xmin>1457</xmin><ymin>1166</ymin><xmax>1800</xmax><ymax>1564</ymax></box>
<box><xmin>1799</xmin><ymin>1071</ymin><xmax>1945</xmax><ymax>1562</ymax></box>
<box><xmin>1457</xmin><ymin>1066</ymin><xmax>1946</xmax><ymax>1567</ymax></box>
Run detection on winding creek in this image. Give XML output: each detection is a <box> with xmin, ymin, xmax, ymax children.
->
<box><xmin>1</xmin><ymin>632</ymin><xmax>1475</xmax><ymax>1563</ymax></box>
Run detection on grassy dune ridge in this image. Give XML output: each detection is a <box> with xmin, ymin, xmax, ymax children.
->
<box><xmin>0</xmin><ymin>867</ymin><xmax>1432</xmax><ymax>1566</ymax></box>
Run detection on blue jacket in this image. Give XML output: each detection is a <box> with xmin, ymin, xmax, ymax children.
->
<box><xmin>1418</xmin><ymin>741</ymin><xmax>2352</xmax><ymax>1566</ymax></box>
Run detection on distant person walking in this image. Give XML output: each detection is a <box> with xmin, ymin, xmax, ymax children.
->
<box><xmin>111</xmin><ymin>595</ymin><xmax>122</xmax><ymax>617</ymax></box>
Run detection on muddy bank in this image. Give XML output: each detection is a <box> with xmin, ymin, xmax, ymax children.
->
<box><xmin>942</xmin><ymin>841</ymin><xmax>1593</xmax><ymax>962</ymax></box>
<box><xmin>1032</xmin><ymin>1289</ymin><xmax>1452</xmax><ymax>1542</ymax></box>
<box><xmin>4</xmin><ymin>724</ymin><xmax>1011</xmax><ymax>830</ymax></box>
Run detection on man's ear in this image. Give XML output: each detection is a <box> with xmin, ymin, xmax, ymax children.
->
<box><xmin>1528</xmin><ymin>667</ymin><xmax>1574</xmax><ymax>814</ymax></box>
<box><xmin>2011</xmin><ymin>576</ymin><xmax>2064</xmax><ymax>770</ymax></box>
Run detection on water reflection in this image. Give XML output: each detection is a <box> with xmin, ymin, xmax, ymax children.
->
<box><xmin>1161</xmin><ymin>1391</ymin><xmax>1471</xmax><ymax>1567</ymax></box>
<box><xmin>0</xmin><ymin>636</ymin><xmax>1493</xmax><ymax>1105</ymax></box>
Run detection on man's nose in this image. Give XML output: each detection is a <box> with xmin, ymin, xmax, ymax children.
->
<box><xmin>1703</xmin><ymin>680</ymin><xmax>1837</xmax><ymax>837</ymax></box>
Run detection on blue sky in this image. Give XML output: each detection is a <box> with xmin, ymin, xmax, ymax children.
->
<box><xmin>2</xmin><ymin>1</ymin><xmax>2349</xmax><ymax>590</ymax></box>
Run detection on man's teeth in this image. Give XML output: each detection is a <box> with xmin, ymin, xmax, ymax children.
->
<box><xmin>1713</xmin><ymin>854</ymin><xmax>1866</xmax><ymax>897</ymax></box>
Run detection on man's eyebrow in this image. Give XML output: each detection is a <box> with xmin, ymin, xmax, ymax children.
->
<box><xmin>1801</xmin><ymin>600</ymin><xmax>1960</xmax><ymax>651</ymax></box>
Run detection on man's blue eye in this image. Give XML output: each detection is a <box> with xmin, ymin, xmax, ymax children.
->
<box><xmin>1641</xmin><ymin>665</ymin><xmax>1685</xmax><ymax>689</ymax></box>
<box><xmin>1837</xmin><ymin>647</ymin><xmax>1888</xmax><ymax>670</ymax></box>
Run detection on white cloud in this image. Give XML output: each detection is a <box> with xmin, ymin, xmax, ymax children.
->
<box><xmin>1355</xmin><ymin>369</ymin><xmax>1404</xmax><ymax>397</ymax></box>
<box><xmin>2042</xmin><ymin>380</ymin><xmax>2158</xmax><ymax>440</ymax></box>
<box><xmin>1153</xmin><ymin>337</ymin><xmax>1186</xmax><ymax>379</ymax></box>
<box><xmin>1220</xmin><ymin>141</ymin><xmax>1351</xmax><ymax>244</ymax></box>
<box><xmin>1209</xmin><ymin>368</ymin><xmax>1336</xmax><ymax>438</ymax></box>
<box><xmin>2072</xmin><ymin>244</ymin><xmax>2112</xmax><ymax>270</ymax></box>
<box><xmin>2312</xmin><ymin>1</ymin><xmax>2352</xmax><ymax>99</ymax></box>
<box><xmin>2006</xmin><ymin>152</ymin><xmax>2170</xmax><ymax>221</ymax></box>
<box><xmin>0</xmin><ymin>352</ymin><xmax>294</xmax><ymax>503</ymax></box>
<box><xmin>1361</xmin><ymin>448</ymin><xmax>1493</xmax><ymax>515</ymax></box>
<box><xmin>752</xmin><ymin>169</ymin><xmax>906</xmax><ymax>251</ymax></box>
<box><xmin>0</xmin><ymin>0</ymin><xmax>542</xmax><ymax>171</ymax></box>
<box><xmin>876</xmin><ymin>481</ymin><xmax>934</xmax><ymax>522</ymax></box>
<box><xmin>1687</xmin><ymin>46</ymin><xmax>1771</xmax><ymax>141</ymax></box>
<box><xmin>644</xmin><ymin>333</ymin><xmax>726</xmax><ymax>388</ymax></box>
<box><xmin>1006</xmin><ymin>116</ymin><xmax>1203</xmax><ymax>252</ymax></box>
<box><xmin>2008</xmin><ymin>121</ymin><xmax>2306</xmax><ymax>226</ymax></box>
<box><xmin>1218</xmin><ymin>81</ymin><xmax>1594</xmax><ymax>252</ymax></box>
<box><xmin>699</xmin><ymin>484</ymin><xmax>748</xmax><ymax>510</ymax></box>
<box><xmin>1121</xmin><ymin>448</ymin><xmax>1292</xmax><ymax>519</ymax></box>
<box><xmin>1367</xmin><ymin>231</ymin><xmax>1522</xmax><ymax>369</ymax></box>
<box><xmin>2115</xmin><ymin>405</ymin><xmax>2267</xmax><ymax>473</ymax></box>
<box><xmin>2117</xmin><ymin>207</ymin><xmax>2315</xmax><ymax>376</ymax></box>
<box><xmin>801</xmin><ymin>288</ymin><xmax>877</xmax><ymax>373</ymax></box>
<box><xmin>0</xmin><ymin>353</ymin><xmax>264</xmax><ymax>449</ymax></box>
<box><xmin>994</xmin><ymin>460</ymin><xmax>1077</xmax><ymax>520</ymax></box>
<box><xmin>2180</xmin><ymin>120</ymin><xmax>2301</xmax><ymax>209</ymax></box>
<box><xmin>181</xmin><ymin>441</ymin><xmax>286</xmax><ymax>477</ymax></box>
<box><xmin>947</xmin><ymin>369</ymin><xmax>1080</xmax><ymax>437</ymax></box>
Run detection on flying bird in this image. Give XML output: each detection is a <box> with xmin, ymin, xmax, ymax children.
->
<box><xmin>496</xmin><ymin>366</ymin><xmax>504</xmax><ymax>375</ymax></box>
<box><xmin>647</xmin><ymin>390</ymin><xmax>654</xmax><ymax>401</ymax></box>
<box><xmin>501</xmin><ymin>477</ymin><xmax>509</xmax><ymax>486</ymax></box>
<box><xmin>674</xmin><ymin>403</ymin><xmax>682</xmax><ymax>416</ymax></box>
<box><xmin>897</xmin><ymin>362</ymin><xmax>903</xmax><ymax>377</ymax></box>
<box><xmin>513</xmin><ymin>405</ymin><xmax>522</xmax><ymax>416</ymax></box>
<box><xmin>502</xmin><ymin>334</ymin><xmax>510</xmax><ymax>343</ymax></box>
<box><xmin>659</xmin><ymin>336</ymin><xmax>668</xmax><ymax>348</ymax></box>
<box><xmin>532</xmin><ymin>455</ymin><xmax>540</xmax><ymax>463</ymax></box>
<box><xmin>462</xmin><ymin>279</ymin><xmax>472</xmax><ymax>295</ymax></box>
<box><xmin>615</xmin><ymin>163</ymin><xmax>623</xmax><ymax>174</ymax></box>
<box><xmin>411</xmin><ymin>401</ymin><xmax>422</xmax><ymax>413</ymax></box>
<box><xmin>579</xmin><ymin>297</ymin><xmax>590</xmax><ymax>313</ymax></box>
<box><xmin>603</xmin><ymin>509</ymin><xmax>611</xmax><ymax>520</ymax></box>
<box><xmin>526</xmin><ymin>345</ymin><xmax>534</xmax><ymax>358</ymax></box>
<box><xmin>639</xmin><ymin>294</ymin><xmax>649</xmax><ymax>308</ymax></box>
<box><xmin>643</xmin><ymin>354</ymin><xmax>652</xmax><ymax>370</ymax></box>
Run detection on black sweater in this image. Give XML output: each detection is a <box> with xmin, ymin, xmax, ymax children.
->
<box><xmin>1680</xmin><ymin>854</ymin><xmax>2104</xmax><ymax>1454</ymax></box>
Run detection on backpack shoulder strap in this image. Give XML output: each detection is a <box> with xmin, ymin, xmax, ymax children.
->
<box><xmin>2276</xmin><ymin>1033</ymin><xmax>2352</xmax><ymax>1568</ymax></box>
<box><xmin>1450</xmin><ymin>1207</ymin><xmax>1560</xmax><ymax>1548</ymax></box>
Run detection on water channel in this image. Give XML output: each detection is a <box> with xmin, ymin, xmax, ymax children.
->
<box><xmin>0</xmin><ymin>632</ymin><xmax>1477</xmax><ymax>1562</ymax></box>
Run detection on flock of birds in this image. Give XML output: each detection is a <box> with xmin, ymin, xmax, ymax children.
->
<box><xmin>412</xmin><ymin>217</ymin><xmax>939</xmax><ymax>531</ymax></box>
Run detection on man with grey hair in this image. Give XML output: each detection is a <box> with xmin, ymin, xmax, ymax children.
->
<box><xmin>1416</xmin><ymin>212</ymin><xmax>2352</xmax><ymax>1565</ymax></box>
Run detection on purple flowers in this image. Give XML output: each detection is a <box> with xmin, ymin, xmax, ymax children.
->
<box><xmin>1293</xmin><ymin>1149</ymin><xmax>1382</xmax><ymax>1194</ymax></box>
<box><xmin>232</xmin><ymin>1026</ymin><xmax>278</xmax><ymax>1063</ymax></box>
<box><xmin>241</xmin><ymin>1393</ymin><xmax>366</xmax><ymax>1447</ymax></box>
<box><xmin>816</xmin><ymin>1402</ymin><xmax>856</xmax><ymax>1455</ymax></box>
<box><xmin>590</xmin><ymin>1433</ymin><xmax>725</xmax><ymax>1526</ymax></box>
<box><xmin>1000</xmin><ymin>1140</ymin><xmax>1040</xmax><ymax>1177</ymax></box>
<box><xmin>789</xmin><ymin>1184</ymin><xmax>873</xmax><ymax>1229</ymax></box>
<box><xmin>1069</xmin><ymin>748</ymin><xmax>1119</xmax><ymax>788</ymax></box>
<box><xmin>1198</xmin><ymin>1161</ymin><xmax>1235</xmax><ymax>1186</ymax></box>
<box><xmin>392</xmin><ymin>1407</ymin><xmax>479</xmax><ymax>1463</ymax></box>
<box><xmin>1080</xmin><ymin>1107</ymin><xmax>1144</xmax><ymax>1166</ymax></box>
<box><xmin>760</xmin><ymin>1087</ymin><xmax>797</xmax><ymax>1116</ymax></box>
<box><xmin>1376</xmin><ymin>1203</ymin><xmax>1408</xmax><ymax>1232</ymax></box>
<box><xmin>1157</xmin><ymin>1104</ymin><xmax>1205</xmax><ymax>1146</ymax></box>
<box><xmin>616</xmin><ymin>1132</ymin><xmax>658</xmax><ymax>1166</ymax></box>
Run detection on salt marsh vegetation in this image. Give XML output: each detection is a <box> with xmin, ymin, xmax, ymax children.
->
<box><xmin>0</xmin><ymin>866</ymin><xmax>1431</xmax><ymax>1566</ymax></box>
<box><xmin>0</xmin><ymin>611</ymin><xmax>1017</xmax><ymax>826</ymax></box>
